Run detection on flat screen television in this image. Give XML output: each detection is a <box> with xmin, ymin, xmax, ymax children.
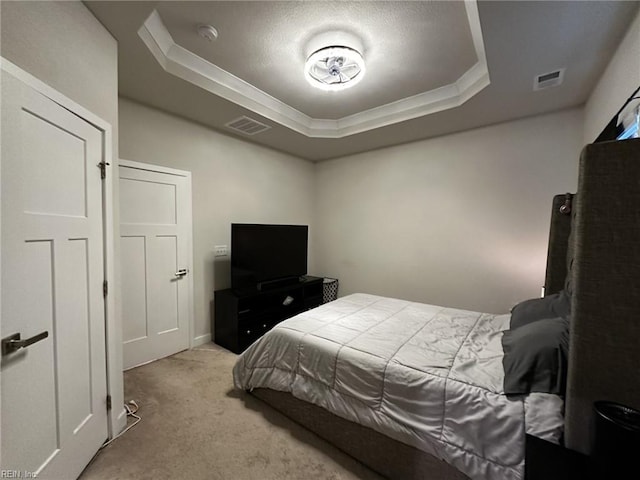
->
<box><xmin>231</xmin><ymin>223</ymin><xmax>308</xmax><ymax>291</ymax></box>
<box><xmin>595</xmin><ymin>85</ymin><xmax>640</xmax><ymax>142</ymax></box>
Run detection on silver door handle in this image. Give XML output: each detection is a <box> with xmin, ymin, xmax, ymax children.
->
<box><xmin>2</xmin><ymin>331</ymin><xmax>48</xmax><ymax>356</ymax></box>
<box><xmin>174</xmin><ymin>268</ymin><xmax>188</xmax><ymax>278</ymax></box>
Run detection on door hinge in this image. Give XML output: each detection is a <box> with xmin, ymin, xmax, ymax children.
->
<box><xmin>103</xmin><ymin>280</ymin><xmax>108</xmax><ymax>297</ymax></box>
<box><xmin>106</xmin><ymin>395</ymin><xmax>112</xmax><ymax>411</ymax></box>
<box><xmin>98</xmin><ymin>161</ymin><xmax>110</xmax><ymax>179</ymax></box>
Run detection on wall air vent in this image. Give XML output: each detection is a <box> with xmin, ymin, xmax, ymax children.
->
<box><xmin>225</xmin><ymin>116</ymin><xmax>271</xmax><ymax>136</ymax></box>
<box><xmin>533</xmin><ymin>69</ymin><xmax>565</xmax><ymax>91</ymax></box>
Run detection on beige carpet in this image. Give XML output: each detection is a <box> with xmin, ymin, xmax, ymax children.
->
<box><xmin>79</xmin><ymin>344</ymin><xmax>382</xmax><ymax>480</ymax></box>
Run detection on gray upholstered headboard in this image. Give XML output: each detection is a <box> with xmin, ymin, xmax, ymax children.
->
<box><xmin>544</xmin><ymin>193</ymin><xmax>573</xmax><ymax>296</ymax></box>
<box><xmin>545</xmin><ymin>138</ymin><xmax>640</xmax><ymax>455</ymax></box>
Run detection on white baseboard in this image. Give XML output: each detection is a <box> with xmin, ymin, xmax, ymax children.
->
<box><xmin>115</xmin><ymin>408</ymin><xmax>128</xmax><ymax>435</ymax></box>
<box><xmin>192</xmin><ymin>333</ymin><xmax>212</xmax><ymax>347</ymax></box>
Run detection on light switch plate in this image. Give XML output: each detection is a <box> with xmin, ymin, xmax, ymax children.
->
<box><xmin>214</xmin><ymin>245</ymin><xmax>228</xmax><ymax>257</ymax></box>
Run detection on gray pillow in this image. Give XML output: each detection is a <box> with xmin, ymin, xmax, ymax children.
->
<box><xmin>510</xmin><ymin>290</ymin><xmax>570</xmax><ymax>329</ymax></box>
<box><xmin>502</xmin><ymin>316</ymin><xmax>569</xmax><ymax>395</ymax></box>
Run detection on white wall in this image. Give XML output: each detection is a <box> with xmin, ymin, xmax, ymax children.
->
<box><xmin>0</xmin><ymin>1</ymin><xmax>118</xmax><ymax>142</ymax></box>
<box><xmin>315</xmin><ymin>108</ymin><xmax>584</xmax><ymax>314</ymax></box>
<box><xmin>0</xmin><ymin>0</ymin><xmax>124</xmax><ymax>432</ymax></box>
<box><xmin>0</xmin><ymin>0</ymin><xmax>624</xmax><ymax>364</ymax></box>
<box><xmin>584</xmin><ymin>8</ymin><xmax>640</xmax><ymax>143</ymax></box>
<box><xmin>118</xmin><ymin>98</ymin><xmax>316</xmax><ymax>344</ymax></box>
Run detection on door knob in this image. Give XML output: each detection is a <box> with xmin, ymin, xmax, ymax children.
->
<box><xmin>2</xmin><ymin>331</ymin><xmax>48</xmax><ymax>356</ymax></box>
<box><xmin>174</xmin><ymin>268</ymin><xmax>188</xmax><ymax>278</ymax></box>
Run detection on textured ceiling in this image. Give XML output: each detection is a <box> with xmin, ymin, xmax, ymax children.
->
<box><xmin>85</xmin><ymin>1</ymin><xmax>640</xmax><ymax>161</ymax></box>
<box><xmin>158</xmin><ymin>1</ymin><xmax>477</xmax><ymax>119</ymax></box>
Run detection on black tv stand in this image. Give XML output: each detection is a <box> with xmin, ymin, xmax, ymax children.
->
<box><xmin>214</xmin><ymin>275</ymin><xmax>323</xmax><ymax>354</ymax></box>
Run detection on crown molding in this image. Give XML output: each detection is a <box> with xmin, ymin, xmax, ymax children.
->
<box><xmin>138</xmin><ymin>0</ymin><xmax>489</xmax><ymax>138</ymax></box>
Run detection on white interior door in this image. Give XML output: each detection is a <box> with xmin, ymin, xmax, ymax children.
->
<box><xmin>119</xmin><ymin>162</ymin><xmax>192</xmax><ymax>370</ymax></box>
<box><xmin>1</xmin><ymin>72</ymin><xmax>108</xmax><ymax>478</ymax></box>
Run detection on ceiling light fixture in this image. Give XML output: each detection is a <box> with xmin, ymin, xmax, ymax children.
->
<box><xmin>304</xmin><ymin>46</ymin><xmax>365</xmax><ymax>91</ymax></box>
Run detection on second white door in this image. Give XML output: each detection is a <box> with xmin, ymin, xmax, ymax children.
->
<box><xmin>119</xmin><ymin>161</ymin><xmax>193</xmax><ymax>369</ymax></box>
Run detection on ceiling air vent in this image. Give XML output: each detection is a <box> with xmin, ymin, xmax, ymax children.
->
<box><xmin>225</xmin><ymin>116</ymin><xmax>271</xmax><ymax>136</ymax></box>
<box><xmin>533</xmin><ymin>69</ymin><xmax>565</xmax><ymax>91</ymax></box>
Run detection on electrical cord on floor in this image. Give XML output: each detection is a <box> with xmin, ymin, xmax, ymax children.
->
<box><xmin>100</xmin><ymin>400</ymin><xmax>141</xmax><ymax>449</ymax></box>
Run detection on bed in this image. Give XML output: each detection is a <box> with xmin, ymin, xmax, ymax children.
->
<box><xmin>232</xmin><ymin>138</ymin><xmax>640</xmax><ymax>479</ymax></box>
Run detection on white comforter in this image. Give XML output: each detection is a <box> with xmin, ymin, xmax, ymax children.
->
<box><xmin>233</xmin><ymin>294</ymin><xmax>563</xmax><ymax>480</ymax></box>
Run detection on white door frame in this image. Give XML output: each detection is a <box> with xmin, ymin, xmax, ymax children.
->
<box><xmin>0</xmin><ymin>58</ymin><xmax>126</xmax><ymax>437</ymax></box>
<box><xmin>119</xmin><ymin>159</ymin><xmax>195</xmax><ymax>353</ymax></box>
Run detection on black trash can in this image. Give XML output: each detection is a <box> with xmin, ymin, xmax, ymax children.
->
<box><xmin>593</xmin><ymin>401</ymin><xmax>640</xmax><ymax>479</ymax></box>
<box><xmin>322</xmin><ymin>278</ymin><xmax>339</xmax><ymax>304</ymax></box>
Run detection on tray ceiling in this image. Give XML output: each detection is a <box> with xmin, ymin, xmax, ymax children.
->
<box><xmin>85</xmin><ymin>1</ymin><xmax>639</xmax><ymax>160</ymax></box>
<box><xmin>139</xmin><ymin>1</ymin><xmax>487</xmax><ymax>137</ymax></box>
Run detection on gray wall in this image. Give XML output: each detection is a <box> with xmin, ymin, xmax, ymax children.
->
<box><xmin>118</xmin><ymin>98</ymin><xmax>316</xmax><ymax>343</ymax></box>
<box><xmin>315</xmin><ymin>108</ymin><xmax>584</xmax><ymax>314</ymax></box>
<box><xmin>3</xmin><ymin>0</ymin><xmax>633</xmax><ymax>351</ymax></box>
<box><xmin>1</xmin><ymin>1</ymin><xmax>118</xmax><ymax>145</ymax></box>
<box><xmin>584</xmin><ymin>7</ymin><xmax>640</xmax><ymax>143</ymax></box>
